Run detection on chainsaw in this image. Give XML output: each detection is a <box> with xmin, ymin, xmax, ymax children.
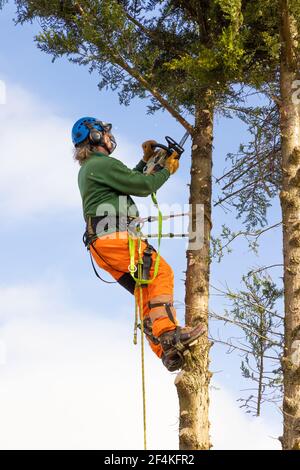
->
<box><xmin>143</xmin><ymin>131</ymin><xmax>190</xmax><ymax>175</ymax></box>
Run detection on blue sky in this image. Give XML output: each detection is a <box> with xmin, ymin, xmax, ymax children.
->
<box><xmin>0</xmin><ymin>2</ymin><xmax>283</xmax><ymax>449</ymax></box>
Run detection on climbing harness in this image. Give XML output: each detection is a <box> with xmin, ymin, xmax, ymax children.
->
<box><xmin>82</xmin><ymin>186</ymin><xmax>189</xmax><ymax>449</ymax></box>
<box><xmin>143</xmin><ymin>131</ymin><xmax>189</xmax><ymax>175</ymax></box>
<box><xmin>82</xmin><ymin>194</ymin><xmax>164</xmax><ymax>449</ymax></box>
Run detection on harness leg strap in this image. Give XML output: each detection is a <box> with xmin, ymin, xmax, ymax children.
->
<box><xmin>148</xmin><ymin>300</ymin><xmax>177</xmax><ymax>325</ymax></box>
<box><xmin>142</xmin><ymin>317</ymin><xmax>160</xmax><ymax>345</ymax></box>
<box><xmin>140</xmin><ymin>242</ymin><xmax>155</xmax><ymax>287</ymax></box>
<box><xmin>142</xmin><ymin>247</ymin><xmax>153</xmax><ymax>284</ymax></box>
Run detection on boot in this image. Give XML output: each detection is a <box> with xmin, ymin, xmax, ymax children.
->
<box><xmin>159</xmin><ymin>323</ymin><xmax>206</xmax><ymax>372</ymax></box>
<box><xmin>161</xmin><ymin>349</ymin><xmax>184</xmax><ymax>372</ymax></box>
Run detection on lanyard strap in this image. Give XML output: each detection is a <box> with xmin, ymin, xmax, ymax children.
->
<box><xmin>128</xmin><ymin>192</ymin><xmax>162</xmax><ymax>284</ymax></box>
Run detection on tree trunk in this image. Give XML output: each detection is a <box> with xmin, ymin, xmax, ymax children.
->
<box><xmin>175</xmin><ymin>91</ymin><xmax>214</xmax><ymax>450</ymax></box>
<box><xmin>279</xmin><ymin>0</ymin><xmax>300</xmax><ymax>450</ymax></box>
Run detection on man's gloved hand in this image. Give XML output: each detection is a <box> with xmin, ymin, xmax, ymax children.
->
<box><xmin>142</xmin><ymin>140</ymin><xmax>157</xmax><ymax>161</ymax></box>
<box><xmin>165</xmin><ymin>152</ymin><xmax>180</xmax><ymax>175</ymax></box>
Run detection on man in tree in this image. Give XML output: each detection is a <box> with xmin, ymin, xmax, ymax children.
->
<box><xmin>73</xmin><ymin>116</ymin><xmax>205</xmax><ymax>371</ymax></box>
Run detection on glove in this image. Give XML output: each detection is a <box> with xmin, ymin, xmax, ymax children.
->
<box><xmin>165</xmin><ymin>152</ymin><xmax>179</xmax><ymax>175</ymax></box>
<box><xmin>142</xmin><ymin>140</ymin><xmax>157</xmax><ymax>161</ymax></box>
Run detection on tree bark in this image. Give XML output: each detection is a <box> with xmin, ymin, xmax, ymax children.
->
<box><xmin>175</xmin><ymin>91</ymin><xmax>214</xmax><ymax>450</ymax></box>
<box><xmin>279</xmin><ymin>0</ymin><xmax>300</xmax><ymax>450</ymax></box>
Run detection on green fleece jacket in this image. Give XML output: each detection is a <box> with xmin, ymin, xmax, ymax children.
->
<box><xmin>78</xmin><ymin>152</ymin><xmax>170</xmax><ymax>224</ymax></box>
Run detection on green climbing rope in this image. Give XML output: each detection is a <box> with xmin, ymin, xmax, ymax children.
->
<box><xmin>128</xmin><ymin>192</ymin><xmax>163</xmax><ymax>451</ymax></box>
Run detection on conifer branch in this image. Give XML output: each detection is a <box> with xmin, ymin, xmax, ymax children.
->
<box><xmin>75</xmin><ymin>2</ymin><xmax>193</xmax><ymax>134</ymax></box>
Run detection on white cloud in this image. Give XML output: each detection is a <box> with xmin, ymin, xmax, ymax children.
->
<box><xmin>0</xmin><ymin>281</ymin><xmax>281</xmax><ymax>450</ymax></box>
<box><xmin>0</xmin><ymin>84</ymin><xmax>154</xmax><ymax>219</ymax></box>
<box><xmin>0</xmin><ymin>84</ymin><xmax>79</xmax><ymax>217</ymax></box>
<box><xmin>0</xmin><ymin>79</ymin><xmax>6</xmax><ymax>105</ymax></box>
<box><xmin>210</xmin><ymin>386</ymin><xmax>281</xmax><ymax>450</ymax></box>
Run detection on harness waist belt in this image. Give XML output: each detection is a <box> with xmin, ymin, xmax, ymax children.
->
<box><xmin>89</xmin><ymin>215</ymin><xmax>134</xmax><ymax>234</ymax></box>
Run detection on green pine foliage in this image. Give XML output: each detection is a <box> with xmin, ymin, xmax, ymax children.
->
<box><xmin>11</xmin><ymin>0</ymin><xmax>280</xmax><ymax>115</ymax></box>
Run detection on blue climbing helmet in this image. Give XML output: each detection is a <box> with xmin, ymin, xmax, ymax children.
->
<box><xmin>71</xmin><ymin>116</ymin><xmax>117</xmax><ymax>153</ymax></box>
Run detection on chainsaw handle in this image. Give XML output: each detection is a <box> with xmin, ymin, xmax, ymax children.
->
<box><xmin>150</xmin><ymin>142</ymin><xmax>172</xmax><ymax>154</ymax></box>
<box><xmin>151</xmin><ymin>136</ymin><xmax>184</xmax><ymax>157</ymax></box>
<box><xmin>165</xmin><ymin>136</ymin><xmax>177</xmax><ymax>147</ymax></box>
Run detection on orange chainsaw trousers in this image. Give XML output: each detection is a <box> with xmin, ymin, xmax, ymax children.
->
<box><xmin>89</xmin><ymin>231</ymin><xmax>178</xmax><ymax>358</ymax></box>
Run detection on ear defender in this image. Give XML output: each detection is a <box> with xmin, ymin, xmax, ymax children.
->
<box><xmin>77</xmin><ymin>119</ymin><xmax>116</xmax><ymax>153</ymax></box>
<box><xmin>82</xmin><ymin>121</ymin><xmax>104</xmax><ymax>146</ymax></box>
<box><xmin>89</xmin><ymin>128</ymin><xmax>103</xmax><ymax>145</ymax></box>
